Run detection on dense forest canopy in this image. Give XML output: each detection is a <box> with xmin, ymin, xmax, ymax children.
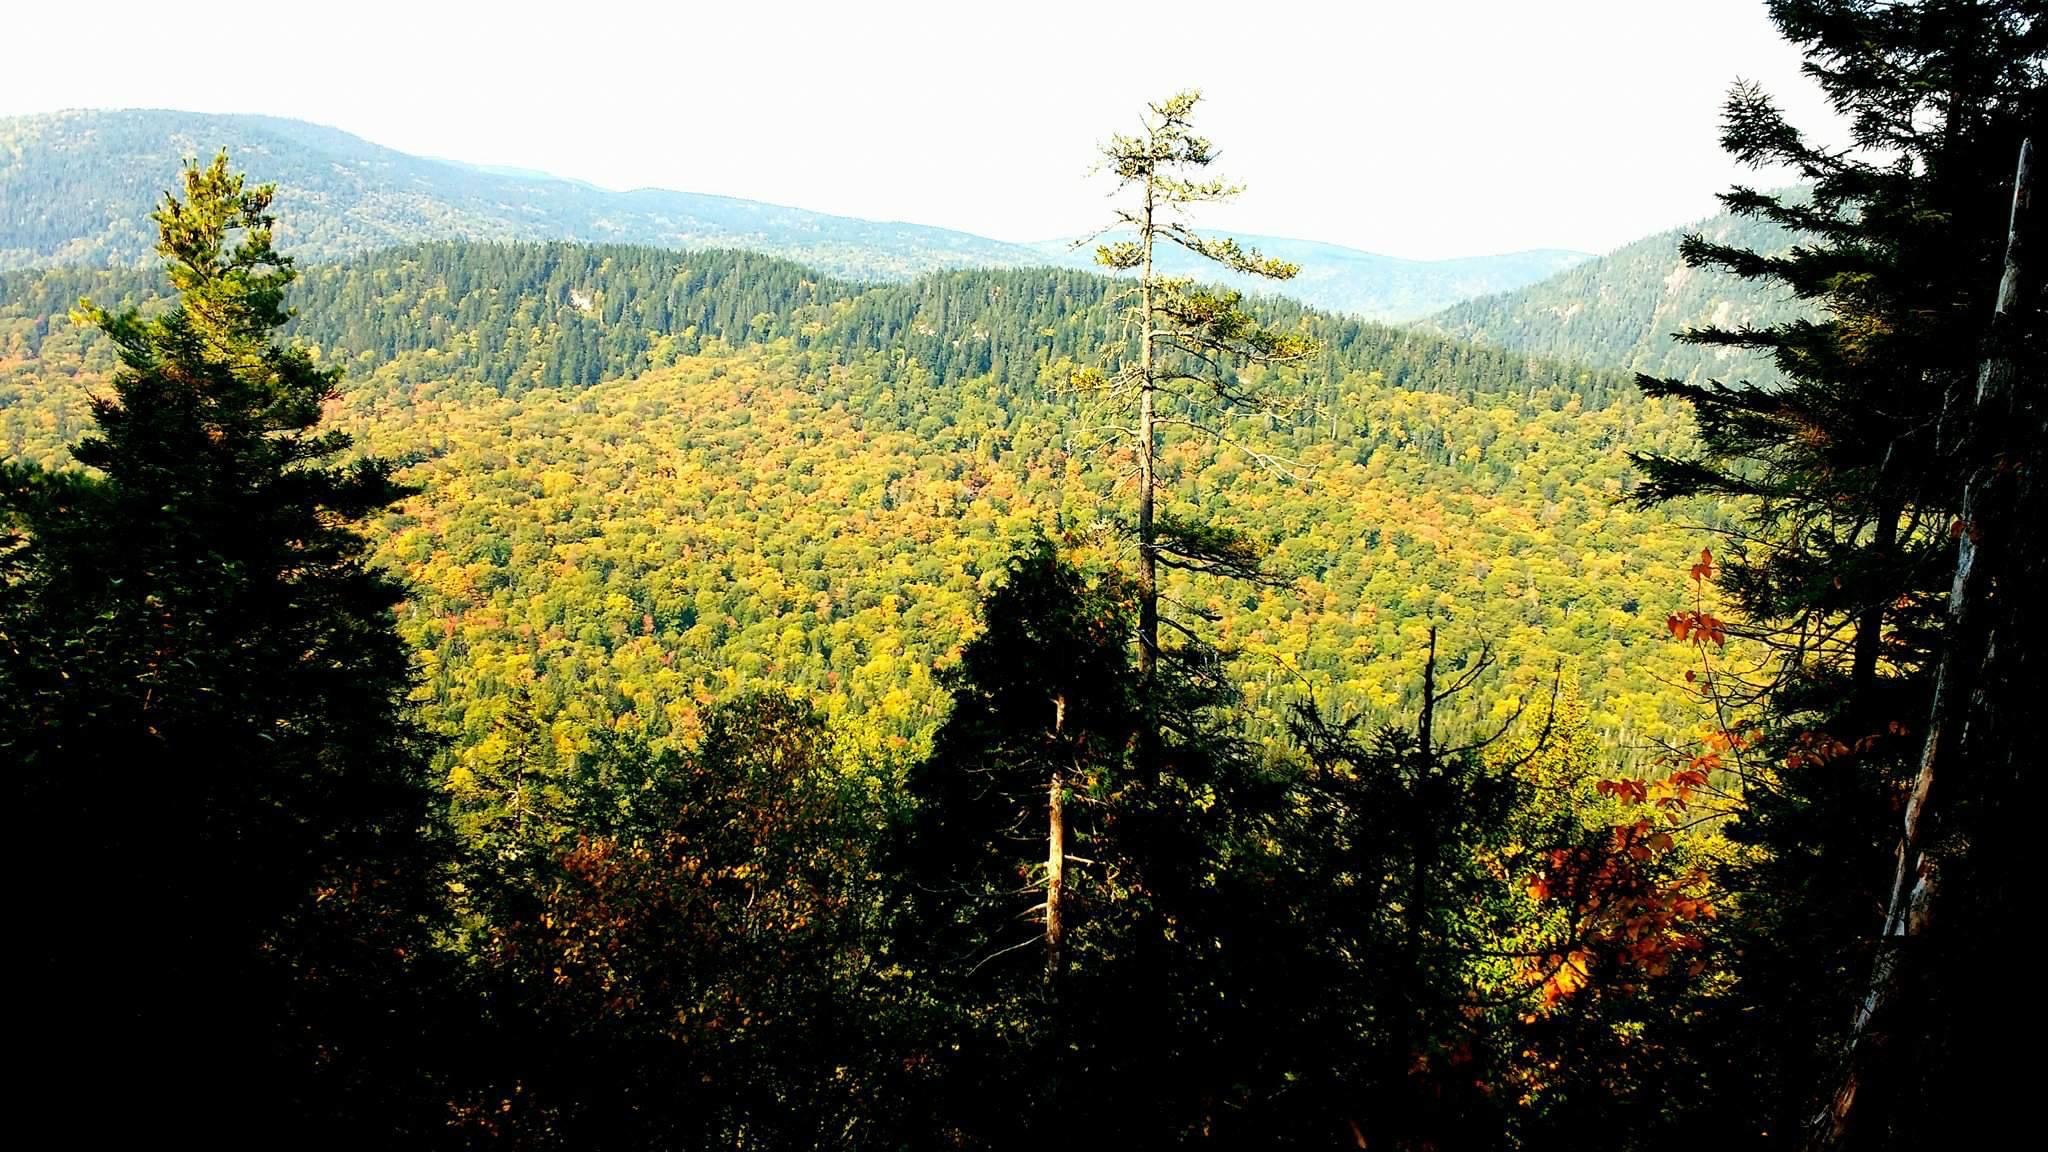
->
<box><xmin>3</xmin><ymin>240</ymin><xmax>1725</xmax><ymax>766</ymax></box>
<box><xmin>2</xmin><ymin>1</ymin><xmax>2041</xmax><ymax>1148</ymax></box>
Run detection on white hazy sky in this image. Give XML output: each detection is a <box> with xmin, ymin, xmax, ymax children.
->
<box><xmin>1</xmin><ymin>0</ymin><xmax>1846</xmax><ymax>260</ymax></box>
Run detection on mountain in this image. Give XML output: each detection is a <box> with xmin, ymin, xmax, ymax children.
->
<box><xmin>0</xmin><ymin>108</ymin><xmax>1042</xmax><ymax>280</ymax></box>
<box><xmin>1423</xmin><ymin>196</ymin><xmax>1813</xmax><ymax>383</ymax></box>
<box><xmin>2</xmin><ymin>109</ymin><xmax>1585</xmax><ymax>318</ymax></box>
<box><xmin>3</xmin><ymin>242</ymin><xmax>1713</xmax><ymax>759</ymax></box>
<box><xmin>1033</xmin><ymin>233</ymin><xmax>1590</xmax><ymax>322</ymax></box>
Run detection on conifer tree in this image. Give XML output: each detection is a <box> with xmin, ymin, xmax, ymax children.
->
<box><xmin>1281</xmin><ymin>636</ymin><xmax>1526</xmax><ymax>1149</ymax></box>
<box><xmin>1078</xmin><ymin>90</ymin><xmax>1318</xmax><ymax>678</ymax></box>
<box><xmin>1</xmin><ymin>155</ymin><xmax>447</xmax><ymax>1139</ymax></box>
<box><xmin>1629</xmin><ymin>2</ymin><xmax>2043</xmax><ymax>1144</ymax></box>
<box><xmin>894</xmin><ymin>539</ymin><xmax>1141</xmax><ymax>1135</ymax></box>
<box><xmin>895</xmin><ymin>536</ymin><xmax>1298</xmax><ymax>1143</ymax></box>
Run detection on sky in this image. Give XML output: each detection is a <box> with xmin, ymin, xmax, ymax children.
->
<box><xmin>1</xmin><ymin>0</ymin><xmax>1847</xmax><ymax>261</ymax></box>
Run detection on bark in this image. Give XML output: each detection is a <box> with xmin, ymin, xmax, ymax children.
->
<box><xmin>1850</xmin><ymin>489</ymin><xmax>1900</xmax><ymax>700</ymax></box>
<box><xmin>1812</xmin><ymin>136</ymin><xmax>2034</xmax><ymax>1152</ymax></box>
<box><xmin>1046</xmin><ymin>696</ymin><xmax>1068</xmax><ymax>988</ymax></box>
<box><xmin>1137</xmin><ymin>170</ymin><xmax>1158</xmax><ymax>681</ymax></box>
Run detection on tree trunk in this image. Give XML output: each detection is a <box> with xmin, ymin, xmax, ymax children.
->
<box><xmin>1850</xmin><ymin>490</ymin><xmax>1900</xmax><ymax>700</ymax></box>
<box><xmin>1137</xmin><ymin>173</ymin><xmax>1158</xmax><ymax>681</ymax></box>
<box><xmin>1046</xmin><ymin>699</ymin><xmax>1068</xmax><ymax>988</ymax></box>
<box><xmin>1043</xmin><ymin>695</ymin><xmax>1071</xmax><ymax>1124</ymax></box>
<box><xmin>1045</xmin><ymin>771</ymin><xmax>1066</xmax><ymax>974</ymax></box>
<box><xmin>1812</xmin><ymin>135</ymin><xmax>2034</xmax><ymax>1152</ymax></box>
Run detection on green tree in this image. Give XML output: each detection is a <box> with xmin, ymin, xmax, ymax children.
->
<box><xmin>1080</xmin><ymin>89</ymin><xmax>1318</xmax><ymax>677</ymax></box>
<box><xmin>1</xmin><ymin>155</ymin><xmax>448</xmax><ymax>1140</ymax></box>
<box><xmin>1281</xmin><ymin>639</ymin><xmax>1527</xmax><ymax>1149</ymax></box>
<box><xmin>1279</xmin><ymin>638</ymin><xmax>1573</xmax><ymax>1149</ymax></box>
<box><xmin>894</xmin><ymin>537</ymin><xmax>1304</xmax><ymax>1145</ymax></box>
<box><xmin>893</xmin><ymin>539</ymin><xmax>1144</xmax><ymax>1139</ymax></box>
<box><xmin>1629</xmin><ymin>2</ymin><xmax>2044</xmax><ymax>1145</ymax></box>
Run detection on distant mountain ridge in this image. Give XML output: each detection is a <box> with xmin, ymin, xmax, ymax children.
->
<box><xmin>2</xmin><ymin>108</ymin><xmax>1585</xmax><ymax>319</ymax></box>
<box><xmin>1424</xmin><ymin>194</ymin><xmax>1814</xmax><ymax>383</ymax></box>
<box><xmin>1031</xmin><ymin>233</ymin><xmax>1589</xmax><ymax>322</ymax></box>
<box><xmin>0</xmin><ymin>108</ymin><xmax>1043</xmax><ymax>281</ymax></box>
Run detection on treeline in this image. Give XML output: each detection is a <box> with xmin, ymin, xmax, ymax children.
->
<box><xmin>4</xmin><ymin>238</ymin><xmax>1636</xmax><ymax>404</ymax></box>
<box><xmin>0</xmin><ymin>108</ymin><xmax>1042</xmax><ymax>280</ymax></box>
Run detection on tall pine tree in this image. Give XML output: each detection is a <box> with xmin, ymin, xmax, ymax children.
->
<box><xmin>1078</xmin><ymin>89</ymin><xmax>1318</xmax><ymax>678</ymax></box>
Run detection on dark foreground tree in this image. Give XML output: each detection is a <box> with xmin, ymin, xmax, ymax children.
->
<box><xmin>890</xmin><ymin>539</ymin><xmax>1143</xmax><ymax>1142</ymax></box>
<box><xmin>1279</xmin><ymin>637</ymin><xmax>1529</xmax><ymax>1150</ymax></box>
<box><xmin>1631</xmin><ymin>2</ymin><xmax>2044</xmax><ymax>1145</ymax></box>
<box><xmin>892</xmin><ymin>537</ymin><xmax>1300</xmax><ymax>1146</ymax></box>
<box><xmin>466</xmin><ymin>691</ymin><xmax>907</xmax><ymax>1149</ymax></box>
<box><xmin>1</xmin><ymin>156</ymin><xmax>449</xmax><ymax>1140</ymax></box>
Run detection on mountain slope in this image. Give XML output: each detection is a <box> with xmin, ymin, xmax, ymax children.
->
<box><xmin>0</xmin><ymin>108</ymin><xmax>1042</xmax><ymax>280</ymax></box>
<box><xmin>3</xmin><ymin>242</ymin><xmax>1715</xmax><ymax>759</ymax></box>
<box><xmin>1033</xmin><ymin>233</ymin><xmax>1589</xmax><ymax>322</ymax></box>
<box><xmin>3</xmin><ymin>108</ymin><xmax>1585</xmax><ymax>317</ymax></box>
<box><xmin>1425</xmin><ymin>197</ymin><xmax>1814</xmax><ymax>383</ymax></box>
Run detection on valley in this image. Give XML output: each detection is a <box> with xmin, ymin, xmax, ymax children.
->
<box><xmin>4</xmin><ymin>6</ymin><xmax>2036</xmax><ymax>1139</ymax></box>
<box><xmin>3</xmin><ymin>244</ymin><xmax>1724</xmax><ymax>771</ymax></box>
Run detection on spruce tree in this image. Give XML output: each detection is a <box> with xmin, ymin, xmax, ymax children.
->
<box><xmin>1</xmin><ymin>155</ymin><xmax>447</xmax><ymax>1139</ymax></box>
<box><xmin>895</xmin><ymin>536</ymin><xmax>1293</xmax><ymax>1144</ymax></box>
<box><xmin>894</xmin><ymin>539</ymin><xmax>1142</xmax><ymax>1138</ymax></box>
<box><xmin>1629</xmin><ymin>2</ymin><xmax>2043</xmax><ymax>1144</ymax></box>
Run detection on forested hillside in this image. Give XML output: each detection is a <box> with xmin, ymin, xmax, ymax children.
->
<box><xmin>1427</xmin><ymin>196</ymin><xmax>1814</xmax><ymax>382</ymax></box>
<box><xmin>6</xmin><ymin>4</ymin><xmax>2038</xmax><ymax>1145</ymax></box>
<box><xmin>2</xmin><ymin>242</ymin><xmax>1719</xmax><ymax>766</ymax></box>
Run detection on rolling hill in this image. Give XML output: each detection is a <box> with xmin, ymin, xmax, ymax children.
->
<box><xmin>0</xmin><ymin>108</ymin><xmax>1042</xmax><ymax>280</ymax></box>
<box><xmin>1425</xmin><ymin>196</ymin><xmax>1814</xmax><ymax>383</ymax></box>
<box><xmin>3</xmin><ymin>242</ymin><xmax>1721</xmax><ymax>765</ymax></box>
<box><xmin>4</xmin><ymin>108</ymin><xmax>1586</xmax><ymax>318</ymax></box>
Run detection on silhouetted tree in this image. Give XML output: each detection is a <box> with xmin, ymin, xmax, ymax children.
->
<box><xmin>894</xmin><ymin>537</ymin><xmax>1299</xmax><ymax>1145</ymax></box>
<box><xmin>1630</xmin><ymin>2</ymin><xmax>2045</xmax><ymax>1144</ymax></box>
<box><xmin>1</xmin><ymin>155</ymin><xmax>450</xmax><ymax>1141</ymax></box>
